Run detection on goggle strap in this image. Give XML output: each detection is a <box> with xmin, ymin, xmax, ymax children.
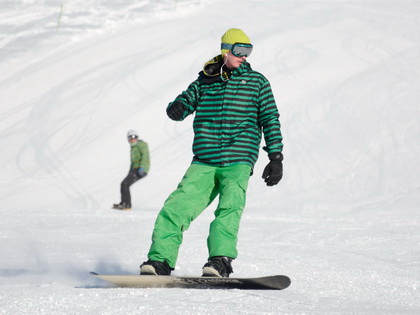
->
<box><xmin>221</xmin><ymin>43</ymin><xmax>233</xmax><ymax>50</ymax></box>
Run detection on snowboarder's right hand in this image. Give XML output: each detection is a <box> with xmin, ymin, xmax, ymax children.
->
<box><xmin>167</xmin><ymin>101</ymin><xmax>187</xmax><ymax>120</ymax></box>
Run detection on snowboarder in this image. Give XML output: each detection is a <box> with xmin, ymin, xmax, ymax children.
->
<box><xmin>140</xmin><ymin>28</ymin><xmax>283</xmax><ymax>277</ymax></box>
<box><xmin>113</xmin><ymin>130</ymin><xmax>150</xmax><ymax>210</ymax></box>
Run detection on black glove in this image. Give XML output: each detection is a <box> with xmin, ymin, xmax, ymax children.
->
<box><xmin>262</xmin><ymin>153</ymin><xmax>283</xmax><ymax>186</ymax></box>
<box><xmin>167</xmin><ymin>101</ymin><xmax>187</xmax><ymax>120</ymax></box>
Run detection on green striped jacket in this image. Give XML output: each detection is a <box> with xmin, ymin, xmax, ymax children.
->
<box><xmin>168</xmin><ymin>56</ymin><xmax>283</xmax><ymax>168</ymax></box>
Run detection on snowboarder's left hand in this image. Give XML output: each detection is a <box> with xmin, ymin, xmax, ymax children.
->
<box><xmin>262</xmin><ymin>153</ymin><xmax>283</xmax><ymax>186</ymax></box>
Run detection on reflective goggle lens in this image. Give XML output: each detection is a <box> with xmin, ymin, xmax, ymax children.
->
<box><xmin>231</xmin><ymin>43</ymin><xmax>253</xmax><ymax>57</ymax></box>
<box><xmin>221</xmin><ymin>42</ymin><xmax>253</xmax><ymax>57</ymax></box>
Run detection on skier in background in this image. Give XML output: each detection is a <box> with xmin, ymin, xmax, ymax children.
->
<box><xmin>140</xmin><ymin>28</ymin><xmax>283</xmax><ymax>277</ymax></box>
<box><xmin>113</xmin><ymin>130</ymin><xmax>150</xmax><ymax>210</ymax></box>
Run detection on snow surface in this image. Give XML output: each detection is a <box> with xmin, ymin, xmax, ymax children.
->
<box><xmin>1</xmin><ymin>0</ymin><xmax>419</xmax><ymax>313</ymax></box>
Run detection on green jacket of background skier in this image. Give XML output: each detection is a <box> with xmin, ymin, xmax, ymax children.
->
<box><xmin>131</xmin><ymin>140</ymin><xmax>150</xmax><ymax>173</ymax></box>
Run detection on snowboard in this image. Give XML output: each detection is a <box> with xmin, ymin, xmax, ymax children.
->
<box><xmin>90</xmin><ymin>272</ymin><xmax>291</xmax><ymax>290</ymax></box>
<box><xmin>111</xmin><ymin>205</ymin><xmax>131</xmax><ymax>210</ymax></box>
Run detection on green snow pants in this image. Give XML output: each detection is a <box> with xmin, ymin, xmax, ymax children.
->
<box><xmin>147</xmin><ymin>163</ymin><xmax>251</xmax><ymax>268</ymax></box>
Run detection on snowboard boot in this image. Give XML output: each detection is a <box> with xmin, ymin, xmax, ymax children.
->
<box><xmin>202</xmin><ymin>256</ymin><xmax>233</xmax><ymax>277</ymax></box>
<box><xmin>113</xmin><ymin>203</ymin><xmax>131</xmax><ymax>210</ymax></box>
<box><xmin>140</xmin><ymin>260</ymin><xmax>172</xmax><ymax>276</ymax></box>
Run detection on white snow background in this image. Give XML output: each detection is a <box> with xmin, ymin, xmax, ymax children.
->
<box><xmin>1</xmin><ymin>0</ymin><xmax>419</xmax><ymax>313</ymax></box>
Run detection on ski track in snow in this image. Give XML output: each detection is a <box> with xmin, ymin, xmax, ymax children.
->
<box><xmin>1</xmin><ymin>0</ymin><xmax>420</xmax><ymax>313</ymax></box>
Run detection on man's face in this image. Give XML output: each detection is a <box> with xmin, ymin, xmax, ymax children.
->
<box><xmin>128</xmin><ymin>137</ymin><xmax>138</xmax><ymax>144</ymax></box>
<box><xmin>224</xmin><ymin>51</ymin><xmax>247</xmax><ymax>70</ymax></box>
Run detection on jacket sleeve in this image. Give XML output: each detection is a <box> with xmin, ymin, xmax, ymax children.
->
<box><xmin>166</xmin><ymin>79</ymin><xmax>200</xmax><ymax>121</ymax></box>
<box><xmin>130</xmin><ymin>145</ymin><xmax>141</xmax><ymax>169</ymax></box>
<box><xmin>257</xmin><ymin>80</ymin><xmax>283</xmax><ymax>154</ymax></box>
<box><xmin>138</xmin><ymin>141</ymin><xmax>150</xmax><ymax>173</ymax></box>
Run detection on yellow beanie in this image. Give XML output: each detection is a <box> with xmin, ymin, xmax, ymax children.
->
<box><xmin>221</xmin><ymin>28</ymin><xmax>251</xmax><ymax>56</ymax></box>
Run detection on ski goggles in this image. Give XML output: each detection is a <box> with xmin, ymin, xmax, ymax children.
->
<box><xmin>221</xmin><ymin>42</ymin><xmax>253</xmax><ymax>57</ymax></box>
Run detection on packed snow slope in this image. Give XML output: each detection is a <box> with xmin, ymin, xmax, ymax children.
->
<box><xmin>1</xmin><ymin>0</ymin><xmax>419</xmax><ymax>313</ymax></box>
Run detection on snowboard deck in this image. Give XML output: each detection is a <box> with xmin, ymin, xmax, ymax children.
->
<box><xmin>111</xmin><ymin>205</ymin><xmax>131</xmax><ymax>211</ymax></box>
<box><xmin>90</xmin><ymin>272</ymin><xmax>291</xmax><ymax>290</ymax></box>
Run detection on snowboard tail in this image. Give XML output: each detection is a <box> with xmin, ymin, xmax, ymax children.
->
<box><xmin>90</xmin><ymin>272</ymin><xmax>291</xmax><ymax>290</ymax></box>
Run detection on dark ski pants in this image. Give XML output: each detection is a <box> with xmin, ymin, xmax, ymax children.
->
<box><xmin>120</xmin><ymin>169</ymin><xmax>146</xmax><ymax>206</ymax></box>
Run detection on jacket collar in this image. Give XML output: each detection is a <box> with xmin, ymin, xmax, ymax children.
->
<box><xmin>199</xmin><ymin>55</ymin><xmax>251</xmax><ymax>83</ymax></box>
